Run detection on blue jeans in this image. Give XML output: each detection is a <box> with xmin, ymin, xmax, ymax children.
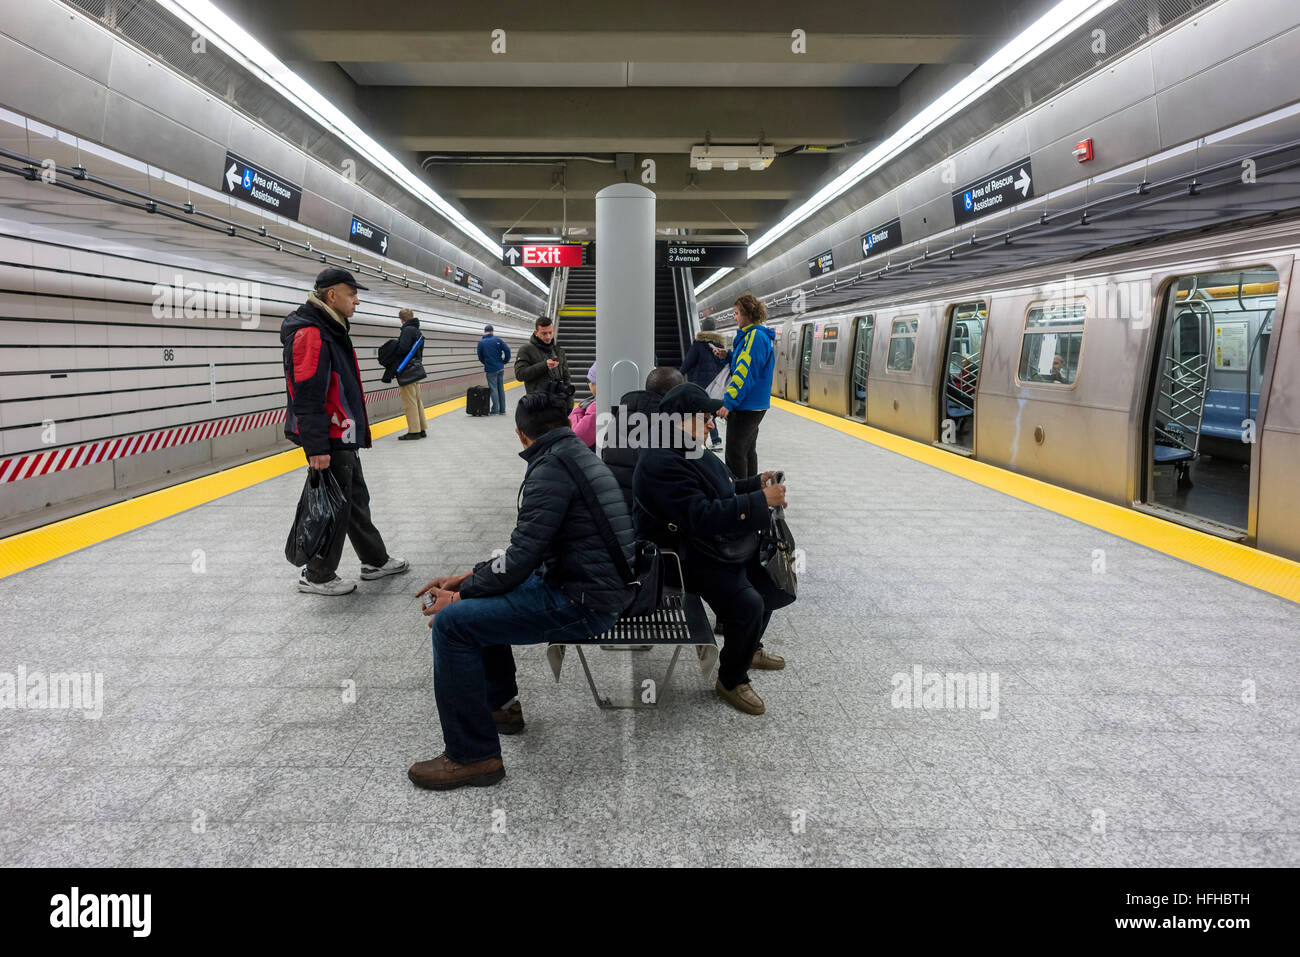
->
<box><xmin>485</xmin><ymin>369</ymin><xmax>506</xmax><ymax>414</ymax></box>
<box><xmin>429</xmin><ymin>570</ymin><xmax>619</xmax><ymax>763</ymax></box>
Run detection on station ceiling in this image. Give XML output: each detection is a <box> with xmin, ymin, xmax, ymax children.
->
<box><xmin>210</xmin><ymin>0</ymin><xmax>1060</xmax><ymax>242</ymax></box>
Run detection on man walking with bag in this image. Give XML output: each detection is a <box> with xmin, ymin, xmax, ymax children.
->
<box><xmin>393</xmin><ymin>308</ymin><xmax>428</xmax><ymax>440</ymax></box>
<box><xmin>281</xmin><ymin>267</ymin><xmax>408</xmax><ymax>595</ymax></box>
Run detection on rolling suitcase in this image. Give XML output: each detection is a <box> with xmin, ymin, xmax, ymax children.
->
<box><xmin>466</xmin><ymin>385</ymin><xmax>491</xmax><ymax>416</ymax></box>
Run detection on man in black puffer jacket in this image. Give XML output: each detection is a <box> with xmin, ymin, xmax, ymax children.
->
<box><xmin>409</xmin><ymin>391</ymin><xmax>634</xmax><ymax>791</ymax></box>
<box><xmin>393</xmin><ymin>308</ymin><xmax>427</xmax><ymax>440</ymax></box>
<box><xmin>601</xmin><ymin>366</ymin><xmax>684</xmax><ymax>511</ymax></box>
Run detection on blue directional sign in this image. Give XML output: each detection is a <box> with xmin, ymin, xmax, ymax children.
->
<box><xmin>952</xmin><ymin>157</ymin><xmax>1033</xmax><ymax>226</ymax></box>
<box><xmin>220</xmin><ymin>151</ymin><xmax>302</xmax><ymax>221</ymax></box>
<box><xmin>860</xmin><ymin>218</ymin><xmax>903</xmax><ymax>259</ymax></box>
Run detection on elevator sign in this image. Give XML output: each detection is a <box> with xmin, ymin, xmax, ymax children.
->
<box><xmin>860</xmin><ymin>218</ymin><xmax>903</xmax><ymax>259</ymax></box>
<box><xmin>952</xmin><ymin>157</ymin><xmax>1034</xmax><ymax>226</ymax></box>
<box><xmin>349</xmin><ymin>215</ymin><xmax>389</xmax><ymax>256</ymax></box>
<box><xmin>502</xmin><ymin>244</ymin><xmax>586</xmax><ymax>267</ymax></box>
<box><xmin>221</xmin><ymin>151</ymin><xmax>302</xmax><ymax>220</ymax></box>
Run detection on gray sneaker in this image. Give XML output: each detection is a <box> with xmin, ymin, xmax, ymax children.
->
<box><xmin>359</xmin><ymin>557</ymin><xmax>410</xmax><ymax>580</ymax></box>
<box><xmin>298</xmin><ymin>569</ymin><xmax>357</xmax><ymax>595</ymax></box>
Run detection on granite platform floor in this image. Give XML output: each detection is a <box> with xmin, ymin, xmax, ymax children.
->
<box><xmin>1</xmin><ymin>395</ymin><xmax>1297</xmax><ymax>867</ymax></box>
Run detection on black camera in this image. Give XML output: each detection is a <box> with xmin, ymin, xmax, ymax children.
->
<box><xmin>546</xmin><ymin>378</ymin><xmax>576</xmax><ymax>401</ymax></box>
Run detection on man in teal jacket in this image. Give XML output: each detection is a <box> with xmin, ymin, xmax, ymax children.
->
<box><xmin>717</xmin><ymin>294</ymin><xmax>776</xmax><ymax>478</ymax></box>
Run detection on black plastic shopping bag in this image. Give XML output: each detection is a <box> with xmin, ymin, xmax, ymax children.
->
<box><xmin>284</xmin><ymin>467</ymin><xmax>348</xmax><ymax>566</ymax></box>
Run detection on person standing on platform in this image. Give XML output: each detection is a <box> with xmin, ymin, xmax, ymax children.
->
<box><xmin>476</xmin><ymin>323</ymin><xmax>511</xmax><ymax>416</ymax></box>
<box><xmin>679</xmin><ymin>316</ymin><xmax>728</xmax><ymax>451</ymax></box>
<box><xmin>716</xmin><ymin>294</ymin><xmax>776</xmax><ymax>479</ymax></box>
<box><xmin>394</xmin><ymin>308</ymin><xmax>428</xmax><ymax>441</ymax></box>
<box><xmin>514</xmin><ymin>315</ymin><xmax>571</xmax><ymax>401</ymax></box>
<box><xmin>281</xmin><ymin>267</ymin><xmax>409</xmax><ymax>595</ymax></box>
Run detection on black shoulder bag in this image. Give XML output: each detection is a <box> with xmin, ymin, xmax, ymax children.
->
<box><xmin>556</xmin><ymin>454</ymin><xmax>662</xmax><ymax>617</ymax></box>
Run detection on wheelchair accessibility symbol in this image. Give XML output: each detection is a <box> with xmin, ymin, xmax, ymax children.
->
<box><xmin>964</xmin><ymin>191</ymin><xmax>973</xmax><ymax>210</ymax></box>
<box><xmin>241</xmin><ymin>169</ymin><xmax>253</xmax><ymax>190</ymax></box>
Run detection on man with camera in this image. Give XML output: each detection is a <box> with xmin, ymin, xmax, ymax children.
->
<box><xmin>408</xmin><ymin>386</ymin><xmax>634</xmax><ymax>791</ymax></box>
<box><xmin>514</xmin><ymin>315</ymin><xmax>572</xmax><ymax>405</ymax></box>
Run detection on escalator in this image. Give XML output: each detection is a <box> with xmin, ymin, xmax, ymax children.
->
<box><xmin>558</xmin><ymin>266</ymin><xmax>596</xmax><ymax>397</ymax></box>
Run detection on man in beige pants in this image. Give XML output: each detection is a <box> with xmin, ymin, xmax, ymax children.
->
<box><xmin>394</xmin><ymin>308</ymin><xmax>428</xmax><ymax>440</ymax></box>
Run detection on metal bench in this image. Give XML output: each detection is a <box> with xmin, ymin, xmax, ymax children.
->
<box><xmin>546</xmin><ymin>549</ymin><xmax>718</xmax><ymax>709</ymax></box>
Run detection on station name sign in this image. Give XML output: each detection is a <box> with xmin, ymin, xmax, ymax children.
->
<box><xmin>502</xmin><ymin>243</ymin><xmax>587</xmax><ymax>268</ymax></box>
<box><xmin>661</xmin><ymin>243</ymin><xmax>748</xmax><ymax>268</ymax></box>
<box><xmin>860</xmin><ymin>218</ymin><xmax>903</xmax><ymax>259</ymax></box>
<box><xmin>808</xmin><ymin>248</ymin><xmax>834</xmax><ymax>278</ymax></box>
<box><xmin>349</xmin><ymin>215</ymin><xmax>389</xmax><ymax>256</ymax></box>
<box><xmin>221</xmin><ymin>151</ymin><xmax>302</xmax><ymax>220</ymax></box>
<box><xmin>952</xmin><ymin>157</ymin><xmax>1034</xmax><ymax>226</ymax></box>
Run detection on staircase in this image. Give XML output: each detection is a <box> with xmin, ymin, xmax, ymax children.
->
<box><xmin>558</xmin><ymin>267</ymin><xmax>596</xmax><ymax>398</ymax></box>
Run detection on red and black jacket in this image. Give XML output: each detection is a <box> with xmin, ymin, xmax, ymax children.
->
<box><xmin>280</xmin><ymin>298</ymin><xmax>372</xmax><ymax>456</ymax></box>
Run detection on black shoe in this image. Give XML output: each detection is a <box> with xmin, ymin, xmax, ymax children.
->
<box><xmin>398</xmin><ymin>433</ymin><xmax>421</xmax><ymax>441</ymax></box>
<box><xmin>419</xmin><ymin>431</ymin><xmax>428</xmax><ymax>438</ymax></box>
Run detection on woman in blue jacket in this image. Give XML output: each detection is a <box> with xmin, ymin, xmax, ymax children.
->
<box><xmin>717</xmin><ymin>294</ymin><xmax>776</xmax><ymax>478</ymax></box>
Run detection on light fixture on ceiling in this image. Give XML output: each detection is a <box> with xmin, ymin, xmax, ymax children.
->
<box><xmin>694</xmin><ymin>0</ymin><xmax>1123</xmax><ymax>294</ymax></box>
<box><xmin>690</xmin><ymin>145</ymin><xmax>774</xmax><ymax>172</ymax></box>
<box><xmin>155</xmin><ymin>0</ymin><xmax>549</xmax><ymax>295</ymax></box>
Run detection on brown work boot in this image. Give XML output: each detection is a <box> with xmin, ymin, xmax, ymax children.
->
<box><xmin>715</xmin><ymin>679</ymin><xmax>765</xmax><ymax>715</ymax></box>
<box><xmin>751</xmin><ymin>648</ymin><xmax>786</xmax><ymax>670</ymax></box>
<box><xmin>492</xmin><ymin>701</ymin><xmax>525</xmax><ymax>735</ymax></box>
<box><xmin>408</xmin><ymin>753</ymin><xmax>505</xmax><ymax>791</ymax></box>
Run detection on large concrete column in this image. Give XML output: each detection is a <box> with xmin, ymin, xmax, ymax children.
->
<box><xmin>595</xmin><ymin>183</ymin><xmax>655</xmax><ymax>413</ymax></box>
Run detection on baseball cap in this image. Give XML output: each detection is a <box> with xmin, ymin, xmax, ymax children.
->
<box><xmin>484</xmin><ymin>324</ymin><xmax>494</xmax><ymax>332</ymax></box>
<box><xmin>314</xmin><ymin>266</ymin><xmax>368</xmax><ymax>291</ymax></box>
<box><xmin>658</xmin><ymin>383</ymin><xmax>724</xmax><ymax>416</ymax></box>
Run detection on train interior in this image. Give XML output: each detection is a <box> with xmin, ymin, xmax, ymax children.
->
<box><xmin>938</xmin><ymin>302</ymin><xmax>988</xmax><ymax>452</ymax></box>
<box><xmin>849</xmin><ymin>315</ymin><xmax>873</xmax><ymax>420</ymax></box>
<box><xmin>1143</xmin><ymin>268</ymin><xmax>1279</xmax><ymax>534</ymax></box>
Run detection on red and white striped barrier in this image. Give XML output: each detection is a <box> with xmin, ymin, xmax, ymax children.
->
<box><xmin>0</xmin><ymin>382</ymin><xmax>420</xmax><ymax>484</ymax></box>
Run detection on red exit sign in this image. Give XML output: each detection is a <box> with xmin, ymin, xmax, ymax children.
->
<box><xmin>502</xmin><ymin>244</ymin><xmax>585</xmax><ymax>267</ymax></box>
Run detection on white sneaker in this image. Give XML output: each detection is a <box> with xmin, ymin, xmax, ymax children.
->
<box><xmin>359</xmin><ymin>557</ymin><xmax>410</xmax><ymax>580</ymax></box>
<box><xmin>298</xmin><ymin>569</ymin><xmax>357</xmax><ymax>595</ymax></box>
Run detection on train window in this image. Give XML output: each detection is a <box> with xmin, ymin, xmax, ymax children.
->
<box><xmin>886</xmin><ymin>317</ymin><xmax>918</xmax><ymax>372</ymax></box>
<box><xmin>819</xmin><ymin>324</ymin><xmax>840</xmax><ymax>367</ymax></box>
<box><xmin>1017</xmin><ymin>300</ymin><xmax>1086</xmax><ymax>385</ymax></box>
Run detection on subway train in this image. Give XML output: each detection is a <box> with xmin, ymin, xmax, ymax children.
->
<box><xmin>761</xmin><ymin>218</ymin><xmax>1300</xmax><ymax>562</ymax></box>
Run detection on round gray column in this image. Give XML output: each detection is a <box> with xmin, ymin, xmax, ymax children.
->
<box><xmin>595</xmin><ymin>183</ymin><xmax>655</xmax><ymax>415</ymax></box>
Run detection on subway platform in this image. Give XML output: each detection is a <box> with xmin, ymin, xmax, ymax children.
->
<box><xmin>1</xmin><ymin>395</ymin><xmax>1297</xmax><ymax>868</ymax></box>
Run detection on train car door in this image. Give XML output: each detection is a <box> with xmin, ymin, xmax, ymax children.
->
<box><xmin>936</xmin><ymin>301</ymin><xmax>988</xmax><ymax>453</ymax></box>
<box><xmin>798</xmin><ymin>323</ymin><xmax>814</xmax><ymax>403</ymax></box>
<box><xmin>849</xmin><ymin>315</ymin><xmax>874</xmax><ymax>421</ymax></box>
<box><xmin>1140</xmin><ymin>267</ymin><xmax>1280</xmax><ymax>536</ymax></box>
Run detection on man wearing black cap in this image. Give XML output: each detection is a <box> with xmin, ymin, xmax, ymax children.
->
<box><xmin>633</xmin><ymin>383</ymin><xmax>791</xmax><ymax>715</ymax></box>
<box><xmin>476</xmin><ymin>323</ymin><xmax>511</xmax><ymax>415</ymax></box>
<box><xmin>281</xmin><ymin>267</ymin><xmax>408</xmax><ymax>595</ymax></box>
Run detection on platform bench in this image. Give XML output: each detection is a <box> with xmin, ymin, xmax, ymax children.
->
<box><xmin>546</xmin><ymin>550</ymin><xmax>718</xmax><ymax>710</ymax></box>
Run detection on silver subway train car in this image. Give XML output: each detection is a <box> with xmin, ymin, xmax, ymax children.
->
<box><xmin>766</xmin><ymin>220</ymin><xmax>1300</xmax><ymax>562</ymax></box>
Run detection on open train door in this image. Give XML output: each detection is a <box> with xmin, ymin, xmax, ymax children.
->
<box><xmin>1140</xmin><ymin>267</ymin><xmax>1280</xmax><ymax>537</ymax></box>
<box><xmin>798</xmin><ymin>323</ymin><xmax>814</xmax><ymax>404</ymax></box>
<box><xmin>935</xmin><ymin>301</ymin><xmax>987</xmax><ymax>454</ymax></box>
<box><xmin>849</xmin><ymin>315</ymin><xmax>874</xmax><ymax>421</ymax></box>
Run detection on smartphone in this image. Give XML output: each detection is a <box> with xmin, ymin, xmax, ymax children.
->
<box><xmin>774</xmin><ymin>471</ymin><xmax>785</xmax><ymax>485</ymax></box>
<box><xmin>422</xmin><ymin>593</ymin><xmax>434</xmax><ymax>610</ymax></box>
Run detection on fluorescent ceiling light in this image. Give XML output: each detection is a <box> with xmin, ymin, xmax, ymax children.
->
<box><xmin>694</xmin><ymin>0</ymin><xmax>1121</xmax><ymax>295</ymax></box>
<box><xmin>154</xmin><ymin>0</ymin><xmax>549</xmax><ymax>295</ymax></box>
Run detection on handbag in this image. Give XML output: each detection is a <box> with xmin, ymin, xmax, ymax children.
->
<box><xmin>555</xmin><ymin>454</ymin><xmax>662</xmax><ymax>617</ymax></box>
<box><xmin>758</xmin><ymin>505</ymin><xmax>798</xmax><ymax>607</ymax></box>
<box><xmin>705</xmin><ymin>364</ymin><xmax>730</xmax><ymax>400</ymax></box>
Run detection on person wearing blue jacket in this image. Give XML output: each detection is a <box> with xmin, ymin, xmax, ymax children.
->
<box><xmin>476</xmin><ymin>324</ymin><xmax>512</xmax><ymax>415</ymax></box>
<box><xmin>717</xmin><ymin>294</ymin><xmax>776</xmax><ymax>478</ymax></box>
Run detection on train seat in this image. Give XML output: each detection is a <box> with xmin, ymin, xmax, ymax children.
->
<box><xmin>1199</xmin><ymin>389</ymin><xmax>1258</xmax><ymax>441</ymax></box>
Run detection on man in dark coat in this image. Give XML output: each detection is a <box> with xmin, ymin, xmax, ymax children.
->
<box><xmin>513</xmin><ymin>315</ymin><xmax>571</xmax><ymax>400</ymax></box>
<box><xmin>633</xmin><ymin>383</ymin><xmax>789</xmax><ymax>715</ymax></box>
<box><xmin>281</xmin><ymin>267</ymin><xmax>408</xmax><ymax>595</ymax></box>
<box><xmin>679</xmin><ymin>317</ymin><xmax>728</xmax><ymax>449</ymax></box>
<box><xmin>394</xmin><ymin>308</ymin><xmax>428</xmax><ymax>440</ymax></box>
<box><xmin>602</xmin><ymin>366</ymin><xmax>684</xmax><ymax>512</ymax></box>
<box><xmin>409</xmin><ymin>391</ymin><xmax>634</xmax><ymax>791</ymax></box>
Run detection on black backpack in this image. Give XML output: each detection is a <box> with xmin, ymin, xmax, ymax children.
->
<box><xmin>377</xmin><ymin>338</ymin><xmax>400</xmax><ymax>369</ymax></box>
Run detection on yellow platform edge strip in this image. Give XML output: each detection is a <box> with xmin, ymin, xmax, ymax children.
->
<box><xmin>771</xmin><ymin>396</ymin><xmax>1300</xmax><ymax>605</ymax></box>
<box><xmin>0</xmin><ymin>382</ymin><xmax>524</xmax><ymax>580</ymax></box>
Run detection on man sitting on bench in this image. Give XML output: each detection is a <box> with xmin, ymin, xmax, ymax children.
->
<box><xmin>409</xmin><ymin>390</ymin><xmax>635</xmax><ymax>791</ymax></box>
